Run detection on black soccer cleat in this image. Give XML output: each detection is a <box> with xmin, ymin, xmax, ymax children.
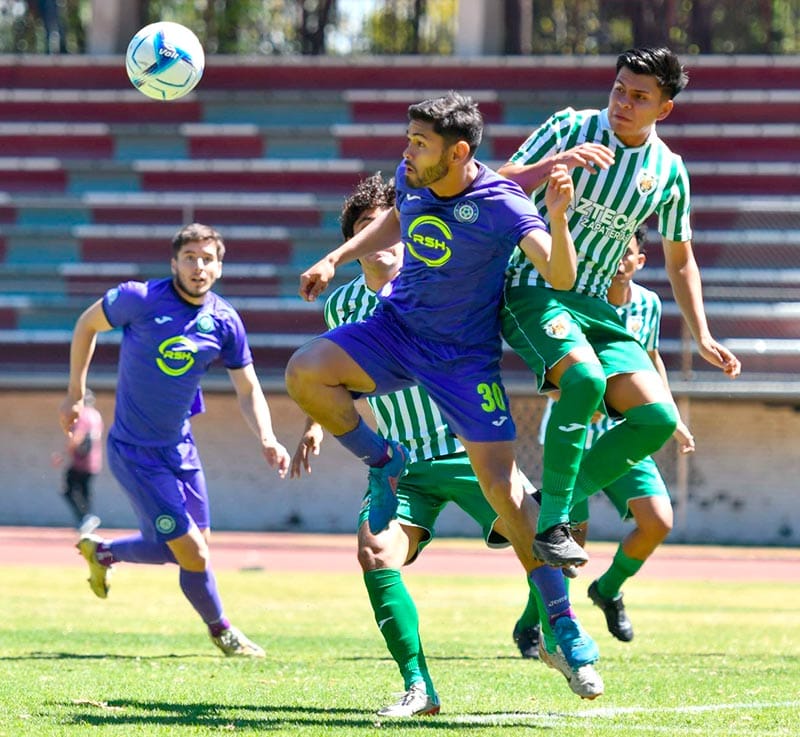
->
<box><xmin>533</xmin><ymin>524</ymin><xmax>589</xmax><ymax>567</ymax></box>
<box><xmin>512</xmin><ymin>621</ymin><xmax>541</xmax><ymax>659</ymax></box>
<box><xmin>588</xmin><ymin>579</ymin><xmax>634</xmax><ymax>642</ymax></box>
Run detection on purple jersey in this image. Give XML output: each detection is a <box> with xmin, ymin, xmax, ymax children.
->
<box><xmin>102</xmin><ymin>278</ymin><xmax>252</xmax><ymax>446</ymax></box>
<box><xmin>383</xmin><ymin>160</ymin><xmax>547</xmax><ymax>348</ymax></box>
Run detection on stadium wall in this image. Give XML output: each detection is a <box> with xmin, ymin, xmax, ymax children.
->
<box><xmin>1</xmin><ymin>389</ymin><xmax>798</xmax><ymax>547</ymax></box>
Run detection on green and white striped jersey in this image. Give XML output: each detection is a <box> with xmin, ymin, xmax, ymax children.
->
<box><xmin>539</xmin><ymin>280</ymin><xmax>662</xmax><ymax>446</ymax></box>
<box><xmin>507</xmin><ymin>107</ymin><xmax>692</xmax><ymax>299</ymax></box>
<box><xmin>324</xmin><ymin>274</ymin><xmax>463</xmax><ymax>463</ymax></box>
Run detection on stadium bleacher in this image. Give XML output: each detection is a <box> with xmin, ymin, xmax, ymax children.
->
<box><xmin>0</xmin><ymin>54</ymin><xmax>798</xmax><ymax>392</ymax></box>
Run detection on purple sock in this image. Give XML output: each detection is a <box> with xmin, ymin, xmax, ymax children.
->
<box><xmin>109</xmin><ymin>535</ymin><xmax>176</xmax><ymax>565</ymax></box>
<box><xmin>529</xmin><ymin>566</ymin><xmax>575</xmax><ymax>624</ymax></box>
<box><xmin>179</xmin><ymin>567</ymin><xmax>227</xmax><ymax>628</ymax></box>
<box><xmin>335</xmin><ymin>417</ymin><xmax>389</xmax><ymax>466</ymax></box>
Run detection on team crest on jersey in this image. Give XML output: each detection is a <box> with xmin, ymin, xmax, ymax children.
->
<box><xmin>544</xmin><ymin>314</ymin><xmax>571</xmax><ymax>339</ymax></box>
<box><xmin>155</xmin><ymin>515</ymin><xmax>177</xmax><ymax>534</ymax></box>
<box><xmin>196</xmin><ymin>314</ymin><xmax>215</xmax><ymax>333</ymax></box>
<box><xmin>453</xmin><ymin>200</ymin><xmax>479</xmax><ymax>224</ymax></box>
<box><xmin>635</xmin><ymin>169</ymin><xmax>657</xmax><ymax>196</ymax></box>
<box><xmin>627</xmin><ymin>316</ymin><xmax>643</xmax><ymax>337</ymax></box>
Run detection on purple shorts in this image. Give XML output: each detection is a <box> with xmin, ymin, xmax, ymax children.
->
<box><xmin>325</xmin><ymin>305</ymin><xmax>516</xmax><ymax>442</ymax></box>
<box><xmin>107</xmin><ymin>433</ymin><xmax>209</xmax><ymax>541</ymax></box>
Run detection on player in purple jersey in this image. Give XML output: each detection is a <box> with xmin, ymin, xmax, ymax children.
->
<box><xmin>286</xmin><ymin>93</ymin><xmax>607</xmax><ymax>697</ymax></box>
<box><xmin>59</xmin><ymin>223</ymin><xmax>290</xmax><ymax>657</ymax></box>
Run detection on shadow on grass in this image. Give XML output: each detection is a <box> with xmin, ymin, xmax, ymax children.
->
<box><xmin>11</xmin><ymin>651</ymin><xmax>201</xmax><ymax>661</ymax></box>
<box><xmin>59</xmin><ymin>698</ymin><xmax>552</xmax><ymax>730</ymax></box>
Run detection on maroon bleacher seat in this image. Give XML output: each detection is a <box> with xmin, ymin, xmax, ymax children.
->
<box><xmin>139</xmin><ymin>169</ymin><xmax>365</xmax><ymax>195</ymax></box>
<box><xmin>0</xmin><ymin>132</ymin><xmax>114</xmax><ymax>158</ymax></box>
<box><xmin>187</xmin><ymin>133</ymin><xmax>265</xmax><ymax>159</ymax></box>
<box><xmin>237</xmin><ymin>308</ymin><xmax>326</xmax><ymax>334</ymax></box>
<box><xmin>0</xmin><ymin>99</ymin><xmax>203</xmax><ymax>124</ymax></box>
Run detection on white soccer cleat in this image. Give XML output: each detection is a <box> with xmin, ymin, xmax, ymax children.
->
<box><xmin>210</xmin><ymin>625</ymin><xmax>266</xmax><ymax>658</ymax></box>
<box><xmin>76</xmin><ymin>533</ymin><xmax>112</xmax><ymax>599</ymax></box>
<box><xmin>377</xmin><ymin>683</ymin><xmax>441</xmax><ymax>718</ymax></box>
<box><xmin>78</xmin><ymin>514</ymin><xmax>102</xmax><ymax>536</ymax></box>
<box><xmin>540</xmin><ymin>643</ymin><xmax>604</xmax><ymax>700</ymax></box>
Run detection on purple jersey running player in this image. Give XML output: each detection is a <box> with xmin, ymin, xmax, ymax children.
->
<box><xmin>285</xmin><ymin>93</ymin><xmax>605</xmax><ymax>701</ymax></box>
<box><xmin>59</xmin><ymin>222</ymin><xmax>290</xmax><ymax>657</ymax></box>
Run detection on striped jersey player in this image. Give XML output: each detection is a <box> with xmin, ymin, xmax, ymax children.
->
<box><xmin>499</xmin><ymin>46</ymin><xmax>739</xmax><ymax>570</ymax></box>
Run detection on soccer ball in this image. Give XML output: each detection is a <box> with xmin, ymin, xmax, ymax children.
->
<box><xmin>125</xmin><ymin>21</ymin><xmax>205</xmax><ymax>101</ymax></box>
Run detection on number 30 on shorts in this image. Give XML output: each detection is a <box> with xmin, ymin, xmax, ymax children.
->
<box><xmin>476</xmin><ymin>382</ymin><xmax>507</xmax><ymax>413</ymax></box>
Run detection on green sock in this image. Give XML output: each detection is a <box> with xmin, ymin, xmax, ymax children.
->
<box><xmin>574</xmin><ymin>402</ymin><xmax>678</xmax><ymax>500</ymax></box>
<box><xmin>597</xmin><ymin>546</ymin><xmax>645</xmax><ymax>599</ymax></box>
<box><xmin>538</xmin><ymin>362</ymin><xmax>606</xmax><ymax>532</ymax></box>
<box><xmin>363</xmin><ymin>568</ymin><xmax>432</xmax><ymax>694</ymax></box>
<box><xmin>517</xmin><ymin>576</ymin><xmax>542</xmax><ymax>629</ymax></box>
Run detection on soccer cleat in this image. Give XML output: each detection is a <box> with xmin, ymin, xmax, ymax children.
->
<box><xmin>540</xmin><ymin>642</ymin><xmax>604</xmax><ymax>700</ymax></box>
<box><xmin>210</xmin><ymin>625</ymin><xmax>266</xmax><ymax>657</ymax></box>
<box><xmin>76</xmin><ymin>533</ymin><xmax>112</xmax><ymax>599</ymax></box>
<box><xmin>533</xmin><ymin>524</ymin><xmax>589</xmax><ymax>567</ymax></box>
<box><xmin>377</xmin><ymin>683</ymin><xmax>441</xmax><ymax>718</ymax></box>
<box><xmin>563</xmin><ymin>564</ymin><xmax>580</xmax><ymax>579</ymax></box>
<box><xmin>512</xmin><ymin>621</ymin><xmax>541</xmax><ymax>659</ymax></box>
<box><xmin>588</xmin><ymin>580</ymin><xmax>634</xmax><ymax>642</ymax></box>
<box><xmin>367</xmin><ymin>441</ymin><xmax>409</xmax><ymax>534</ymax></box>
<box><xmin>552</xmin><ymin>615</ymin><xmax>600</xmax><ymax>669</ymax></box>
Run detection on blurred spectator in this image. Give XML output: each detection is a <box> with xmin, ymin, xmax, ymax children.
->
<box><xmin>52</xmin><ymin>388</ymin><xmax>102</xmax><ymax>533</ymax></box>
<box><xmin>30</xmin><ymin>0</ymin><xmax>67</xmax><ymax>53</ymax></box>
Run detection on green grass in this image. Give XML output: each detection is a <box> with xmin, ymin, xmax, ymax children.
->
<box><xmin>2</xmin><ymin>562</ymin><xmax>799</xmax><ymax>736</ymax></box>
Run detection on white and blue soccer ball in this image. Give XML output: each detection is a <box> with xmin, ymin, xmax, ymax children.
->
<box><xmin>125</xmin><ymin>21</ymin><xmax>205</xmax><ymax>101</ymax></box>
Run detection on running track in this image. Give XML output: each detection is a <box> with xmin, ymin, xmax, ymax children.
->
<box><xmin>2</xmin><ymin>527</ymin><xmax>798</xmax><ymax>581</ymax></box>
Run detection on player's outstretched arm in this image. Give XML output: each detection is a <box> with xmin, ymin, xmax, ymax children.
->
<box><xmin>299</xmin><ymin>207</ymin><xmax>401</xmax><ymax>302</ymax></box>
<box><xmin>499</xmin><ymin>143</ymin><xmax>614</xmax><ymax>195</ymax></box>
<box><xmin>662</xmin><ymin>238</ymin><xmax>742</xmax><ymax>379</ymax></box>
<box><xmin>518</xmin><ymin>164</ymin><xmax>577</xmax><ymax>290</ymax></box>
<box><xmin>290</xmin><ymin>416</ymin><xmax>324</xmax><ymax>479</ymax></box>
<box><xmin>60</xmin><ymin>299</ymin><xmax>112</xmax><ymax>438</ymax></box>
<box><xmin>229</xmin><ymin>364</ymin><xmax>291</xmax><ymax>478</ymax></box>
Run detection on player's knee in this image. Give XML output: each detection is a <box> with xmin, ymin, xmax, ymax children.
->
<box><xmin>625</xmin><ymin>401</ymin><xmax>679</xmax><ymax>449</ymax></box>
<box><xmin>284</xmin><ymin>343</ymin><xmax>321</xmax><ymax>399</ymax></box>
<box><xmin>559</xmin><ymin>361</ymin><xmax>607</xmax><ymax>404</ymax></box>
<box><xmin>630</xmin><ymin>495</ymin><xmax>673</xmax><ymax>545</ymax></box>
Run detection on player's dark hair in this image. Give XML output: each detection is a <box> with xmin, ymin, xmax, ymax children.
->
<box><xmin>616</xmin><ymin>46</ymin><xmax>688</xmax><ymax>99</ymax></box>
<box><xmin>633</xmin><ymin>223</ymin><xmax>649</xmax><ymax>253</ymax></box>
<box><xmin>172</xmin><ymin>223</ymin><xmax>226</xmax><ymax>261</ymax></box>
<box><xmin>408</xmin><ymin>91</ymin><xmax>483</xmax><ymax>155</ymax></box>
<box><xmin>340</xmin><ymin>172</ymin><xmax>396</xmax><ymax>240</ymax></box>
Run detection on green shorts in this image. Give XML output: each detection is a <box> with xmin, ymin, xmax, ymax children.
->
<box><xmin>357</xmin><ymin>452</ymin><xmax>533</xmax><ymax>561</ymax></box>
<box><xmin>502</xmin><ymin>284</ymin><xmax>656</xmax><ymax>392</ymax></box>
<box><xmin>570</xmin><ymin>455</ymin><xmax>669</xmax><ymax>524</ymax></box>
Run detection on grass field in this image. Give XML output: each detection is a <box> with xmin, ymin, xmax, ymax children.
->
<box><xmin>2</xmin><ymin>557</ymin><xmax>799</xmax><ymax>736</ymax></box>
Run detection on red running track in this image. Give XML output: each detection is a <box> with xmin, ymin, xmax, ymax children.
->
<box><xmin>1</xmin><ymin>527</ymin><xmax>798</xmax><ymax>582</ymax></box>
